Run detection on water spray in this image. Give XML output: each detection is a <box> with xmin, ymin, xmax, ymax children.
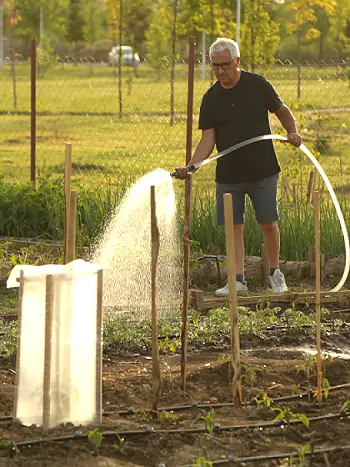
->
<box><xmin>171</xmin><ymin>134</ymin><xmax>349</xmax><ymax>292</ymax></box>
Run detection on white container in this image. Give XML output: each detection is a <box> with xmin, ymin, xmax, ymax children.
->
<box><xmin>7</xmin><ymin>260</ymin><xmax>103</xmax><ymax>429</ymax></box>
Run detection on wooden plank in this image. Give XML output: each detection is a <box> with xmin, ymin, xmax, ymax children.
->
<box><xmin>192</xmin><ymin>290</ymin><xmax>350</xmax><ymax>311</ymax></box>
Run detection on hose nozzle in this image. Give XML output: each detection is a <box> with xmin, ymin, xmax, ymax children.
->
<box><xmin>170</xmin><ymin>165</ymin><xmax>195</xmax><ymax>177</ymax></box>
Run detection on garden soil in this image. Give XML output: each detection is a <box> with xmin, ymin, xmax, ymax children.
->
<box><xmin>1</xmin><ymin>340</ymin><xmax>350</xmax><ymax>466</ymax></box>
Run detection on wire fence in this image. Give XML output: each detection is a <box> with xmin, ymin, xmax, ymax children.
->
<box><xmin>0</xmin><ymin>57</ymin><xmax>349</xmax><ymax>191</ymax></box>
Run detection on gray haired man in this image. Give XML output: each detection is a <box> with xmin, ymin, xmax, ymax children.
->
<box><xmin>174</xmin><ymin>38</ymin><xmax>302</xmax><ymax>296</ymax></box>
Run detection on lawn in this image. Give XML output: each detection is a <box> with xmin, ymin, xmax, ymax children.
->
<box><xmin>0</xmin><ymin>61</ymin><xmax>349</xmax><ymax>192</ymax></box>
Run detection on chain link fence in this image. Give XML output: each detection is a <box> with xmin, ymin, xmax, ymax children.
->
<box><xmin>0</xmin><ymin>57</ymin><xmax>349</xmax><ymax>191</ymax></box>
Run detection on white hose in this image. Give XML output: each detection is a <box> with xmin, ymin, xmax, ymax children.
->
<box><xmin>195</xmin><ymin>134</ymin><xmax>349</xmax><ymax>292</ymax></box>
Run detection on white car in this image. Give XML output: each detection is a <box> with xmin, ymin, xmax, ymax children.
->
<box><xmin>108</xmin><ymin>45</ymin><xmax>140</xmax><ymax>67</ymax></box>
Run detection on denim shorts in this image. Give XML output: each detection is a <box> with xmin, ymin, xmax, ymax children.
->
<box><xmin>216</xmin><ymin>174</ymin><xmax>279</xmax><ymax>225</ymax></box>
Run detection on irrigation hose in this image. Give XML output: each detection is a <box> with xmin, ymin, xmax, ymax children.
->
<box><xmin>0</xmin><ymin>382</ymin><xmax>349</xmax><ymax>423</ymax></box>
<box><xmin>177</xmin><ymin>444</ymin><xmax>350</xmax><ymax>467</ymax></box>
<box><xmin>171</xmin><ymin>134</ymin><xmax>349</xmax><ymax>292</ymax></box>
<box><xmin>1</xmin><ymin>412</ymin><xmax>349</xmax><ymax>450</ymax></box>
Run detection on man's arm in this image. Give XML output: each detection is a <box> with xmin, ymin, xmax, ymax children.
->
<box><xmin>274</xmin><ymin>104</ymin><xmax>302</xmax><ymax>148</ymax></box>
<box><xmin>174</xmin><ymin>128</ymin><xmax>215</xmax><ymax>179</ymax></box>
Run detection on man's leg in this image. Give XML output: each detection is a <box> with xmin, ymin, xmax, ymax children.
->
<box><xmin>247</xmin><ymin>174</ymin><xmax>287</xmax><ymax>293</ymax></box>
<box><xmin>259</xmin><ymin>221</ymin><xmax>280</xmax><ymax>269</ymax></box>
<box><xmin>234</xmin><ymin>223</ymin><xmax>245</xmax><ymax>275</ymax></box>
<box><xmin>215</xmin><ymin>183</ymin><xmax>248</xmax><ymax>296</ymax></box>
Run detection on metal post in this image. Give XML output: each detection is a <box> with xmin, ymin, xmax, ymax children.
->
<box><xmin>201</xmin><ymin>30</ymin><xmax>206</xmax><ymax>80</ymax></box>
<box><xmin>0</xmin><ymin>0</ymin><xmax>4</xmax><ymax>70</ymax></box>
<box><xmin>236</xmin><ymin>0</ymin><xmax>241</xmax><ymax>47</ymax></box>
<box><xmin>30</xmin><ymin>38</ymin><xmax>37</xmax><ymax>186</ymax></box>
<box><xmin>40</xmin><ymin>7</ymin><xmax>44</xmax><ymax>43</ymax></box>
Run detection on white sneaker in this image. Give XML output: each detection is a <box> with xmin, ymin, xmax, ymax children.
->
<box><xmin>269</xmin><ymin>269</ymin><xmax>288</xmax><ymax>294</ymax></box>
<box><xmin>215</xmin><ymin>281</ymin><xmax>249</xmax><ymax>297</ymax></box>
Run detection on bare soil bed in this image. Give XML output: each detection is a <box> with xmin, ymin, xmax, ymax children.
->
<box><xmin>1</xmin><ymin>339</ymin><xmax>350</xmax><ymax>466</ymax></box>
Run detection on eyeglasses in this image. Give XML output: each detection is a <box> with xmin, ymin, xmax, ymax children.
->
<box><xmin>210</xmin><ymin>59</ymin><xmax>236</xmax><ymax>71</ymax></box>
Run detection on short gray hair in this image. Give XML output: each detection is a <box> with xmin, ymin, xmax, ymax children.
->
<box><xmin>209</xmin><ymin>38</ymin><xmax>240</xmax><ymax>61</ymax></box>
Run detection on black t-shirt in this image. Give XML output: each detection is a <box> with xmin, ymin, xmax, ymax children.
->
<box><xmin>199</xmin><ymin>70</ymin><xmax>283</xmax><ymax>184</ymax></box>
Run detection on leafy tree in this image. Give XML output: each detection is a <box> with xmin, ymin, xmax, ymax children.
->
<box><xmin>240</xmin><ymin>0</ymin><xmax>280</xmax><ymax>71</ymax></box>
<box><xmin>145</xmin><ymin>0</ymin><xmax>175</xmax><ymax>76</ymax></box>
<box><xmin>67</xmin><ymin>0</ymin><xmax>85</xmax><ymax>42</ymax></box>
<box><xmin>81</xmin><ymin>0</ymin><xmax>106</xmax><ymax>44</ymax></box>
<box><xmin>327</xmin><ymin>0</ymin><xmax>350</xmax><ymax>58</ymax></box>
<box><xmin>13</xmin><ymin>0</ymin><xmax>69</xmax><ymax>44</ymax></box>
<box><xmin>123</xmin><ymin>0</ymin><xmax>153</xmax><ymax>58</ymax></box>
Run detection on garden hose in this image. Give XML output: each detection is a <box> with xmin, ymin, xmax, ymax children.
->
<box><xmin>171</xmin><ymin>134</ymin><xmax>349</xmax><ymax>292</ymax></box>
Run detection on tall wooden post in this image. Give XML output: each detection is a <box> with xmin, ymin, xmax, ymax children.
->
<box><xmin>223</xmin><ymin>194</ymin><xmax>242</xmax><ymax>407</ymax></box>
<box><xmin>313</xmin><ymin>191</ymin><xmax>322</xmax><ymax>403</ymax></box>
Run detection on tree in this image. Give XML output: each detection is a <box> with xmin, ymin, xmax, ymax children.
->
<box><xmin>241</xmin><ymin>0</ymin><xmax>280</xmax><ymax>71</ymax></box>
<box><xmin>81</xmin><ymin>0</ymin><xmax>106</xmax><ymax>44</ymax></box>
<box><xmin>145</xmin><ymin>0</ymin><xmax>175</xmax><ymax>76</ymax></box>
<box><xmin>123</xmin><ymin>0</ymin><xmax>153</xmax><ymax>58</ymax></box>
<box><xmin>14</xmin><ymin>0</ymin><xmax>69</xmax><ymax>45</ymax></box>
<box><xmin>67</xmin><ymin>0</ymin><xmax>85</xmax><ymax>42</ymax></box>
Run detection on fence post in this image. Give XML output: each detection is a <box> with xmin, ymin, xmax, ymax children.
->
<box><xmin>30</xmin><ymin>38</ymin><xmax>37</xmax><ymax>187</ymax></box>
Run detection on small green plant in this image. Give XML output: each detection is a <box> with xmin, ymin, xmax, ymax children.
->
<box><xmin>88</xmin><ymin>428</ymin><xmax>103</xmax><ymax>453</ymax></box>
<box><xmin>115</xmin><ymin>433</ymin><xmax>132</xmax><ymax>455</ymax></box>
<box><xmin>274</xmin><ymin>408</ymin><xmax>310</xmax><ymax>428</ymax></box>
<box><xmin>0</xmin><ymin>439</ymin><xmax>20</xmax><ymax>457</ymax></box>
<box><xmin>158</xmin><ymin>336</ymin><xmax>179</xmax><ymax>353</ymax></box>
<box><xmin>340</xmin><ymin>400</ymin><xmax>350</xmax><ymax>414</ymax></box>
<box><xmin>159</xmin><ymin>411</ymin><xmax>179</xmax><ymax>425</ymax></box>
<box><xmin>289</xmin><ymin>442</ymin><xmax>310</xmax><ymax>466</ymax></box>
<box><xmin>256</xmin><ymin>390</ymin><xmax>271</xmax><ymax>408</ymax></box>
<box><xmin>241</xmin><ymin>364</ymin><xmax>259</xmax><ymax>387</ymax></box>
<box><xmin>193</xmin><ymin>457</ymin><xmax>213</xmax><ymax>467</ymax></box>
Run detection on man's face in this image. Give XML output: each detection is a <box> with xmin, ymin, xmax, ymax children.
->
<box><xmin>210</xmin><ymin>50</ymin><xmax>240</xmax><ymax>88</ymax></box>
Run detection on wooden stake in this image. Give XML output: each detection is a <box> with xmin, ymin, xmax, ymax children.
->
<box><xmin>150</xmin><ymin>186</ymin><xmax>161</xmax><ymax>413</ymax></box>
<box><xmin>95</xmin><ymin>269</ymin><xmax>103</xmax><ymax>424</ymax></box>
<box><xmin>66</xmin><ymin>191</ymin><xmax>77</xmax><ymax>263</ymax></box>
<box><xmin>180</xmin><ymin>175</ymin><xmax>192</xmax><ymax>391</ymax></box>
<box><xmin>306</xmin><ymin>170</ymin><xmax>315</xmax><ymax>203</ymax></box>
<box><xmin>13</xmin><ymin>269</ymin><xmax>24</xmax><ymax>422</ymax></box>
<box><xmin>223</xmin><ymin>193</ymin><xmax>242</xmax><ymax>407</ymax></box>
<box><xmin>64</xmin><ymin>143</ymin><xmax>72</xmax><ymax>264</ymax></box>
<box><xmin>313</xmin><ymin>191</ymin><xmax>322</xmax><ymax>404</ymax></box>
<box><xmin>43</xmin><ymin>274</ymin><xmax>54</xmax><ymax>430</ymax></box>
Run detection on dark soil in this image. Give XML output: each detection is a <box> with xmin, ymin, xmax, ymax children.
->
<box><xmin>1</xmin><ymin>343</ymin><xmax>350</xmax><ymax>467</ymax></box>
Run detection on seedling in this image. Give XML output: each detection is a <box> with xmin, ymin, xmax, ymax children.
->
<box><xmin>115</xmin><ymin>433</ymin><xmax>132</xmax><ymax>455</ymax></box>
<box><xmin>193</xmin><ymin>457</ymin><xmax>213</xmax><ymax>467</ymax></box>
<box><xmin>289</xmin><ymin>442</ymin><xmax>310</xmax><ymax>466</ymax></box>
<box><xmin>203</xmin><ymin>410</ymin><xmax>216</xmax><ymax>435</ymax></box>
<box><xmin>274</xmin><ymin>408</ymin><xmax>310</xmax><ymax>428</ymax></box>
<box><xmin>256</xmin><ymin>390</ymin><xmax>271</xmax><ymax>408</ymax></box>
<box><xmin>0</xmin><ymin>439</ymin><xmax>20</xmax><ymax>457</ymax></box>
<box><xmin>159</xmin><ymin>411</ymin><xmax>179</xmax><ymax>425</ymax></box>
<box><xmin>88</xmin><ymin>428</ymin><xmax>103</xmax><ymax>453</ymax></box>
<box><xmin>340</xmin><ymin>400</ymin><xmax>350</xmax><ymax>414</ymax></box>
<box><xmin>194</xmin><ymin>410</ymin><xmax>216</xmax><ymax>436</ymax></box>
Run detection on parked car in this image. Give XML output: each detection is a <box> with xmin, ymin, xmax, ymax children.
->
<box><xmin>108</xmin><ymin>45</ymin><xmax>140</xmax><ymax>67</ymax></box>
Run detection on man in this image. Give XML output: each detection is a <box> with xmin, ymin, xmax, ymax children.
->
<box><xmin>174</xmin><ymin>37</ymin><xmax>302</xmax><ymax>296</ymax></box>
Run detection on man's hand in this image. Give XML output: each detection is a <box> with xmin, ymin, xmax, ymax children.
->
<box><xmin>287</xmin><ymin>132</ymin><xmax>302</xmax><ymax>148</ymax></box>
<box><xmin>173</xmin><ymin>167</ymin><xmax>190</xmax><ymax>179</ymax></box>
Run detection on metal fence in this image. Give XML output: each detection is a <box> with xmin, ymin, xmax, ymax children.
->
<box><xmin>0</xmin><ymin>57</ymin><xmax>349</xmax><ymax>190</ymax></box>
